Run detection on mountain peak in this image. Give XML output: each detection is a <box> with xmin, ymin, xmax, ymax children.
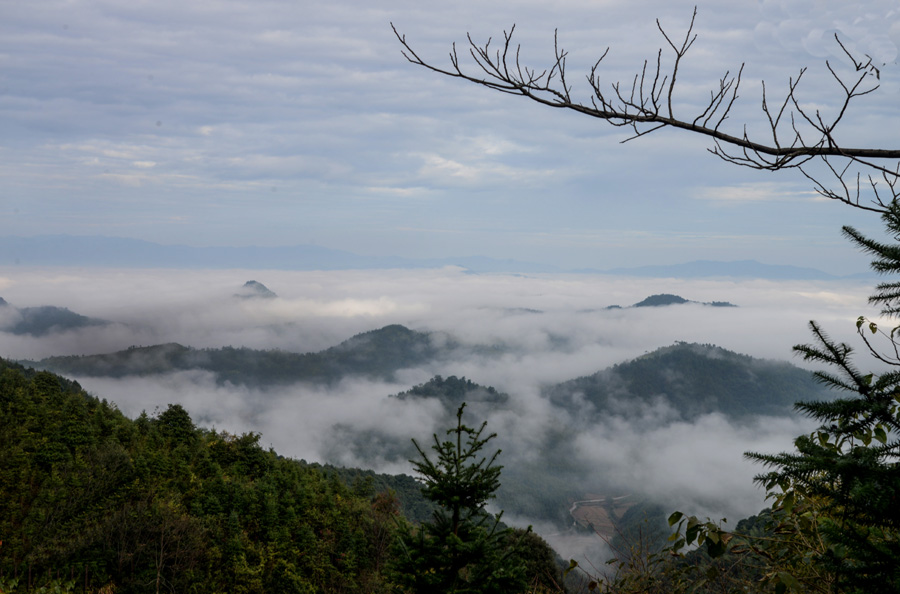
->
<box><xmin>632</xmin><ymin>294</ymin><xmax>689</xmax><ymax>307</ymax></box>
<box><xmin>629</xmin><ymin>294</ymin><xmax>737</xmax><ymax>308</ymax></box>
<box><xmin>235</xmin><ymin>280</ymin><xmax>277</xmax><ymax>299</ymax></box>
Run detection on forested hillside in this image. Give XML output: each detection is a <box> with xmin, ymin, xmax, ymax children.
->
<box><xmin>545</xmin><ymin>342</ymin><xmax>827</xmax><ymax>420</ymax></box>
<box><xmin>0</xmin><ymin>358</ymin><xmax>565</xmax><ymax>593</ymax></box>
<box><xmin>0</xmin><ymin>356</ymin><xmax>397</xmax><ymax>592</ymax></box>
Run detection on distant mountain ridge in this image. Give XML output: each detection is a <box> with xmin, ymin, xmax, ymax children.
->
<box><xmin>18</xmin><ymin>327</ymin><xmax>834</xmax><ymax>533</ymax></box>
<box><xmin>0</xmin><ymin>235</ymin><xmax>554</xmax><ymax>274</ymax></box>
<box><xmin>31</xmin><ymin>323</ymin><xmax>827</xmax><ymax>422</ymax></box>
<box><xmin>0</xmin><ymin>299</ymin><xmax>108</xmax><ymax>337</ymax></box>
<box><xmin>30</xmin><ymin>325</ymin><xmax>447</xmax><ymax>386</ymax></box>
<box><xmin>0</xmin><ymin>235</ymin><xmax>869</xmax><ymax>279</ymax></box>
<box><xmin>596</xmin><ymin>259</ymin><xmax>871</xmax><ymax>280</ymax></box>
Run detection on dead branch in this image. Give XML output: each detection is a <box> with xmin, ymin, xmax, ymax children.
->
<box><xmin>391</xmin><ymin>12</ymin><xmax>900</xmax><ymax>213</ymax></box>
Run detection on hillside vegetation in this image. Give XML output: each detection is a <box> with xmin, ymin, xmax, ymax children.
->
<box><xmin>0</xmin><ymin>358</ymin><xmax>566</xmax><ymax>594</ymax></box>
<box><xmin>0</xmin><ymin>358</ymin><xmax>407</xmax><ymax>592</ymax></box>
<box><xmin>545</xmin><ymin>342</ymin><xmax>826</xmax><ymax>420</ymax></box>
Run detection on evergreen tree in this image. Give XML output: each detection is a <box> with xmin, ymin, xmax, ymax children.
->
<box><xmin>391</xmin><ymin>403</ymin><xmax>529</xmax><ymax>594</ymax></box>
<box><xmin>746</xmin><ymin>202</ymin><xmax>900</xmax><ymax>592</ymax></box>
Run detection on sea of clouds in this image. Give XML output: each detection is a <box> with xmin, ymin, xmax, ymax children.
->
<box><xmin>0</xmin><ymin>265</ymin><xmax>882</xmax><ymax>561</ymax></box>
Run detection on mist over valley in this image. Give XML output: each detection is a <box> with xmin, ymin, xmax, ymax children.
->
<box><xmin>0</xmin><ymin>264</ymin><xmax>873</xmax><ymax>567</ymax></box>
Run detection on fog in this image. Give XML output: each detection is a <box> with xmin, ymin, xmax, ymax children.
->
<box><xmin>0</xmin><ymin>266</ymin><xmax>880</xmax><ymax>560</ymax></box>
<box><xmin>0</xmin><ymin>266</ymin><xmax>870</xmax><ymax>362</ymax></box>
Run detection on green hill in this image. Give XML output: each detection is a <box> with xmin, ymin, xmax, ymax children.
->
<box><xmin>396</xmin><ymin>374</ymin><xmax>506</xmax><ymax>407</ymax></box>
<box><xmin>544</xmin><ymin>342</ymin><xmax>827</xmax><ymax>420</ymax></box>
<box><xmin>317</xmin><ymin>344</ymin><xmax>829</xmax><ymax>526</ymax></box>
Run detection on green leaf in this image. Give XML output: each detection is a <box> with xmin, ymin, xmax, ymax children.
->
<box><xmin>782</xmin><ymin>491</ymin><xmax>795</xmax><ymax>513</ymax></box>
<box><xmin>777</xmin><ymin>571</ymin><xmax>802</xmax><ymax>591</ymax></box>
<box><xmin>668</xmin><ymin>511</ymin><xmax>684</xmax><ymax>526</ymax></box>
<box><xmin>685</xmin><ymin>515</ymin><xmax>701</xmax><ymax>538</ymax></box>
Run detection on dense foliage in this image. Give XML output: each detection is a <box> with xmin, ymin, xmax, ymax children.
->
<box><xmin>0</xmin><ymin>360</ymin><xmax>567</xmax><ymax>594</ymax></box>
<box><xmin>0</xmin><ymin>358</ymin><xmax>403</xmax><ymax>593</ymax></box>
<box><xmin>741</xmin><ymin>206</ymin><xmax>900</xmax><ymax>592</ymax></box>
<box><xmin>397</xmin><ymin>375</ymin><xmax>505</xmax><ymax>408</ymax></box>
<box><xmin>311</xmin><ymin>465</ymin><xmax>436</xmax><ymax>525</ymax></box>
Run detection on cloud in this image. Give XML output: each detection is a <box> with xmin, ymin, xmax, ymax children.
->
<box><xmin>571</xmin><ymin>410</ymin><xmax>813</xmax><ymax>519</ymax></box>
<box><xmin>757</xmin><ymin>0</ymin><xmax>900</xmax><ymax>62</ymax></box>
<box><xmin>0</xmin><ymin>268</ymin><xmax>871</xmax><ymax>447</ymax></box>
<box><xmin>693</xmin><ymin>182</ymin><xmax>820</xmax><ymax>204</ymax></box>
<box><xmin>0</xmin><ymin>266</ymin><xmax>870</xmax><ymax>361</ymax></box>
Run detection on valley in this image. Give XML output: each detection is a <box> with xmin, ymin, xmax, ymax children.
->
<box><xmin>0</xmin><ymin>268</ymin><xmax>866</xmax><ymax>589</ymax></box>
<box><xmin>12</xmin><ymin>310</ymin><xmax>832</xmax><ymax>537</ymax></box>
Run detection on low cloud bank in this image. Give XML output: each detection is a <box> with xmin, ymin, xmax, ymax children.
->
<box><xmin>0</xmin><ymin>266</ymin><xmax>877</xmax><ymax>528</ymax></box>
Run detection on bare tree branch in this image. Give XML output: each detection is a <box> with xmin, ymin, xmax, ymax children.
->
<box><xmin>391</xmin><ymin>12</ymin><xmax>900</xmax><ymax>213</ymax></box>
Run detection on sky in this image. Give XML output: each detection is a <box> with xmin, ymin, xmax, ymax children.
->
<box><xmin>3</xmin><ymin>0</ymin><xmax>900</xmax><ymax>274</ymax></box>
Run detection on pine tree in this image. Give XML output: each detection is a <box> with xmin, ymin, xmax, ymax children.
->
<box><xmin>391</xmin><ymin>403</ymin><xmax>529</xmax><ymax>594</ymax></box>
<box><xmin>746</xmin><ymin>202</ymin><xmax>900</xmax><ymax>592</ymax></box>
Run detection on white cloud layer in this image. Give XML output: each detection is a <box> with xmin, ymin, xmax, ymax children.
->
<box><xmin>0</xmin><ymin>267</ymin><xmax>881</xmax><ymax>528</ymax></box>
